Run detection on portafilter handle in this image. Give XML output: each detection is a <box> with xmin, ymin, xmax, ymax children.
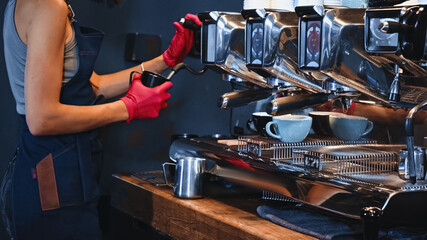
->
<box><xmin>267</xmin><ymin>93</ymin><xmax>330</xmax><ymax>115</ymax></box>
<box><xmin>217</xmin><ymin>88</ymin><xmax>274</xmax><ymax>109</ymax></box>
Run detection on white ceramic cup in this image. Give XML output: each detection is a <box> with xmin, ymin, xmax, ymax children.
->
<box><xmin>323</xmin><ymin>0</ymin><xmax>342</xmax><ymax>5</ymax></box>
<box><xmin>243</xmin><ymin>0</ymin><xmax>271</xmax><ymax>9</ymax></box>
<box><xmin>329</xmin><ymin>115</ymin><xmax>373</xmax><ymax>141</ymax></box>
<box><xmin>266</xmin><ymin>115</ymin><xmax>312</xmax><ymax>142</ymax></box>
<box><xmin>296</xmin><ymin>0</ymin><xmax>323</xmax><ymax>6</ymax></box>
<box><xmin>270</xmin><ymin>0</ymin><xmax>295</xmax><ymax>11</ymax></box>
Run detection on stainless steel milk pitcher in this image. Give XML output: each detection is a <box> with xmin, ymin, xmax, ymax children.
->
<box><xmin>162</xmin><ymin>157</ymin><xmax>206</xmax><ymax>199</ymax></box>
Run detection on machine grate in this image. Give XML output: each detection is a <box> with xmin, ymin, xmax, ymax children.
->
<box><xmin>292</xmin><ymin>144</ymin><xmax>404</xmax><ymax>175</ymax></box>
<box><xmin>238</xmin><ymin>135</ymin><xmax>376</xmax><ymax>161</ymax></box>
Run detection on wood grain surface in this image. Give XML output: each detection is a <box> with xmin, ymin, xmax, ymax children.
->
<box><xmin>111</xmin><ymin>172</ymin><xmax>317</xmax><ymax>240</ymax></box>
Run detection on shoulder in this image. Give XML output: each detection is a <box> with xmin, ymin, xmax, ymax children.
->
<box><xmin>25</xmin><ymin>0</ymin><xmax>70</xmax><ymax>36</ymax></box>
<box><xmin>28</xmin><ymin>0</ymin><xmax>69</xmax><ymax>24</ymax></box>
<box><xmin>22</xmin><ymin>0</ymin><xmax>74</xmax><ymax>51</ymax></box>
<box><xmin>31</xmin><ymin>0</ymin><xmax>68</xmax><ymax>11</ymax></box>
<box><xmin>15</xmin><ymin>0</ymin><xmax>70</xmax><ymax>44</ymax></box>
<box><xmin>32</xmin><ymin>0</ymin><xmax>68</xmax><ymax>18</ymax></box>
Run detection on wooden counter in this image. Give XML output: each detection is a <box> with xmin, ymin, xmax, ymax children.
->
<box><xmin>110</xmin><ymin>172</ymin><xmax>316</xmax><ymax>240</ymax></box>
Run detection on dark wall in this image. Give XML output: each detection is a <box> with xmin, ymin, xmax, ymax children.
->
<box><xmin>0</xmin><ymin>0</ymin><xmax>20</xmax><ymax>173</ymax></box>
<box><xmin>0</xmin><ymin>2</ymin><xmax>22</xmax><ymax>238</ymax></box>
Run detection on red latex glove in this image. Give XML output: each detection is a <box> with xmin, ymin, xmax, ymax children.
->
<box><xmin>120</xmin><ymin>73</ymin><xmax>172</xmax><ymax>123</ymax></box>
<box><xmin>163</xmin><ymin>14</ymin><xmax>202</xmax><ymax>67</ymax></box>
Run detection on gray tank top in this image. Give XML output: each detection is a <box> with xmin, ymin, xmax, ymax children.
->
<box><xmin>3</xmin><ymin>0</ymin><xmax>79</xmax><ymax>115</ymax></box>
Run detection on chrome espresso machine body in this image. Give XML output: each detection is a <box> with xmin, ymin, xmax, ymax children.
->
<box><xmin>242</xmin><ymin>9</ymin><xmax>324</xmax><ymax>93</ymax></box>
<box><xmin>198</xmin><ymin>11</ymin><xmax>279</xmax><ymax>110</ymax></box>
<box><xmin>242</xmin><ymin>8</ymin><xmax>362</xmax><ymax>115</ymax></box>
<box><xmin>296</xmin><ymin>5</ymin><xmax>427</xmax><ymax>108</ymax></box>
<box><xmin>170</xmin><ymin>5</ymin><xmax>427</xmax><ymax>233</ymax></box>
<box><xmin>198</xmin><ymin>11</ymin><xmax>269</xmax><ymax>88</ymax></box>
<box><xmin>296</xmin><ymin>4</ymin><xmax>427</xmax><ymax>182</ymax></box>
<box><xmin>242</xmin><ymin>9</ymin><xmax>330</xmax><ymax>116</ymax></box>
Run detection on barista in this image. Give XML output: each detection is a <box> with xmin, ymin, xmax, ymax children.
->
<box><xmin>0</xmin><ymin>0</ymin><xmax>202</xmax><ymax>239</ymax></box>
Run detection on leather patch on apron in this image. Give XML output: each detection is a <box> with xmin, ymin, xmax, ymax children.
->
<box><xmin>36</xmin><ymin>154</ymin><xmax>60</xmax><ymax>211</ymax></box>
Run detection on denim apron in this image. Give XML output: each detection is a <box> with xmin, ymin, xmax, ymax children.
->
<box><xmin>2</xmin><ymin>20</ymin><xmax>104</xmax><ymax>240</ymax></box>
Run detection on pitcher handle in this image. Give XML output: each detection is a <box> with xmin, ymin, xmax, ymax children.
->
<box><xmin>162</xmin><ymin>162</ymin><xmax>175</xmax><ymax>187</ymax></box>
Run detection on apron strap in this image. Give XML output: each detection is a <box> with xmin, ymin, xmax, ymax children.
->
<box><xmin>76</xmin><ymin>132</ymin><xmax>99</xmax><ymax>202</ymax></box>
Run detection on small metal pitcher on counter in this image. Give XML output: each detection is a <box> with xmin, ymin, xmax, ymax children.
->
<box><xmin>162</xmin><ymin>157</ymin><xmax>206</xmax><ymax>199</ymax></box>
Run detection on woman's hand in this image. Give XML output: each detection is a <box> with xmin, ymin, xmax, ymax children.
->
<box><xmin>120</xmin><ymin>73</ymin><xmax>172</xmax><ymax>123</ymax></box>
<box><xmin>163</xmin><ymin>14</ymin><xmax>201</xmax><ymax>67</ymax></box>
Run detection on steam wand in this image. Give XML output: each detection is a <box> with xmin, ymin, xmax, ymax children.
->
<box><xmin>166</xmin><ymin>63</ymin><xmax>208</xmax><ymax>80</ymax></box>
<box><xmin>405</xmin><ymin>99</ymin><xmax>427</xmax><ymax>184</ymax></box>
<box><xmin>388</xmin><ymin>65</ymin><xmax>402</xmax><ymax>103</ymax></box>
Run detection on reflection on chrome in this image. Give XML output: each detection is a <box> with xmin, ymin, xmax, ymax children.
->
<box><xmin>170</xmin><ymin>137</ymin><xmax>427</xmax><ymax>225</ymax></box>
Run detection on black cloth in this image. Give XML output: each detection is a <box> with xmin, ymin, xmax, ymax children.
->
<box><xmin>257</xmin><ymin>205</ymin><xmax>363</xmax><ymax>240</ymax></box>
<box><xmin>257</xmin><ymin>205</ymin><xmax>427</xmax><ymax>240</ymax></box>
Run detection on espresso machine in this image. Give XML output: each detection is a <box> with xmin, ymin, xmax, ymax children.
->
<box><xmin>198</xmin><ymin>11</ymin><xmax>294</xmax><ymax>135</ymax></box>
<box><xmin>242</xmin><ymin>8</ymin><xmax>328</xmax><ymax>116</ymax></box>
<box><xmin>296</xmin><ymin>4</ymin><xmax>427</xmax><ymax>180</ymax></box>
<box><xmin>364</xmin><ymin>5</ymin><xmax>427</xmax><ymax>185</ymax></box>
<box><xmin>198</xmin><ymin>11</ymin><xmax>278</xmax><ymax>110</ymax></box>
<box><xmin>241</xmin><ymin>8</ymin><xmax>363</xmax><ymax>116</ymax></box>
<box><xmin>169</xmin><ymin>4</ymin><xmax>427</xmax><ymax>238</ymax></box>
<box><xmin>296</xmin><ymin>5</ymin><xmax>427</xmax><ymax>108</ymax></box>
<box><xmin>242</xmin><ymin>9</ymin><xmax>324</xmax><ymax>92</ymax></box>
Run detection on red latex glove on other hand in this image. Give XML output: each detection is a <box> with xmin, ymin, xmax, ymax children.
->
<box><xmin>163</xmin><ymin>14</ymin><xmax>202</xmax><ymax>67</ymax></box>
<box><xmin>120</xmin><ymin>73</ymin><xmax>172</xmax><ymax>123</ymax></box>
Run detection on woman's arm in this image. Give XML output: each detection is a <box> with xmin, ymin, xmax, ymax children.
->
<box><xmin>90</xmin><ymin>55</ymin><xmax>169</xmax><ymax>99</ymax></box>
<box><xmin>24</xmin><ymin>0</ymin><xmax>129</xmax><ymax>136</ymax></box>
